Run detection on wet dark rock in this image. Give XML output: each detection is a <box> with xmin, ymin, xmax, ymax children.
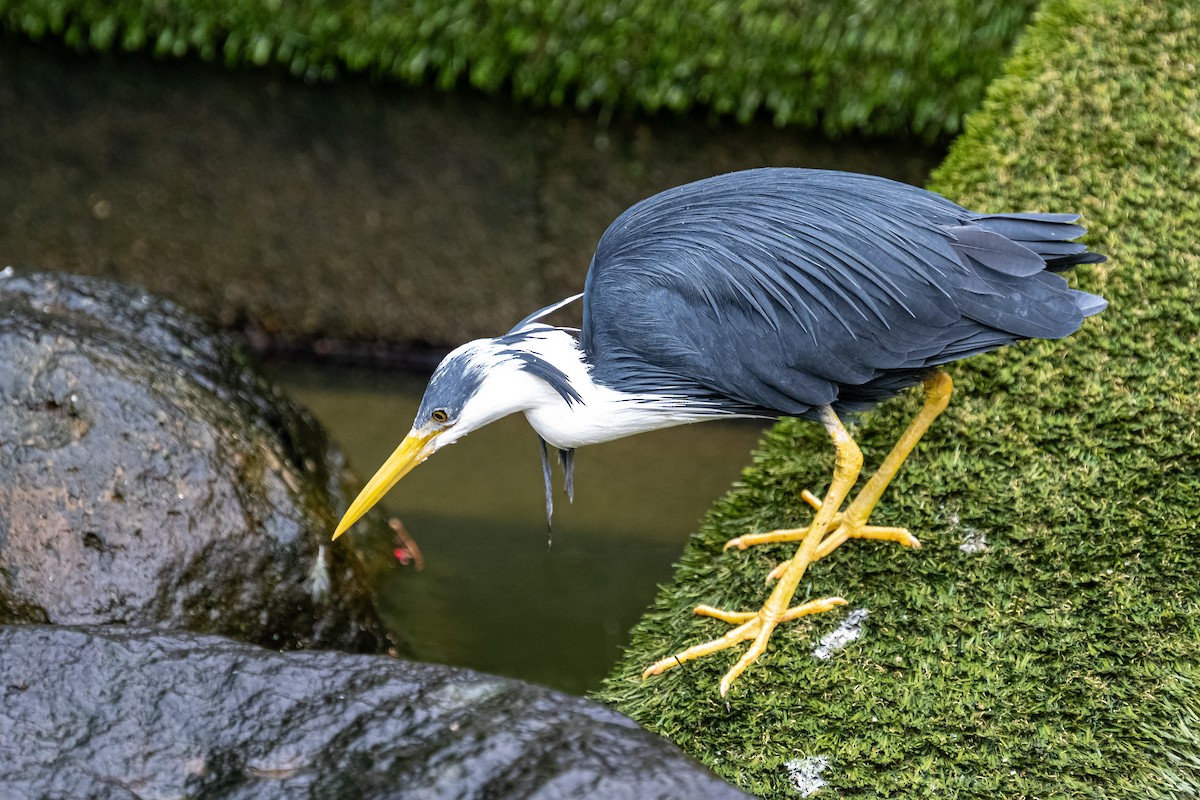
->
<box><xmin>0</xmin><ymin>269</ymin><xmax>394</xmax><ymax>652</ymax></box>
<box><xmin>0</xmin><ymin>626</ymin><xmax>753</xmax><ymax>799</ymax></box>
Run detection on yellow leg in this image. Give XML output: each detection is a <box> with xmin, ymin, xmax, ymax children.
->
<box><xmin>725</xmin><ymin>371</ymin><xmax>953</xmax><ymax>568</ymax></box>
<box><xmin>810</xmin><ymin>370</ymin><xmax>952</xmax><ymax>560</ymax></box>
<box><xmin>643</xmin><ymin>407</ymin><xmax>862</xmax><ymax>696</ymax></box>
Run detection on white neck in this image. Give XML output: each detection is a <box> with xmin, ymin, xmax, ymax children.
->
<box><xmin>447</xmin><ymin>327</ymin><xmax>725</xmax><ymax>450</ymax></box>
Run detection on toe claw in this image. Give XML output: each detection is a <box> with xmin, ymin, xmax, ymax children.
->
<box><xmin>642</xmin><ymin>659</ymin><xmax>671</xmax><ymax>679</ymax></box>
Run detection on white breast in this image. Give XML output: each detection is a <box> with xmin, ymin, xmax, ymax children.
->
<box><xmin>523</xmin><ymin>387</ymin><xmax>715</xmax><ymax>449</ymax></box>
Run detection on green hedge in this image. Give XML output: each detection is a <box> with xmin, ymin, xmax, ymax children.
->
<box><xmin>0</xmin><ymin>0</ymin><xmax>1035</xmax><ymax>140</ymax></box>
<box><xmin>600</xmin><ymin>0</ymin><xmax>1200</xmax><ymax>796</ymax></box>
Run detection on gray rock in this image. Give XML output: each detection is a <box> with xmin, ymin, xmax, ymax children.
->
<box><xmin>0</xmin><ymin>269</ymin><xmax>393</xmax><ymax>653</ymax></box>
<box><xmin>0</xmin><ymin>625</ymin><xmax>754</xmax><ymax>800</ymax></box>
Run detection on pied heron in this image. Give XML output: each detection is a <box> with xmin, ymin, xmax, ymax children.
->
<box><xmin>332</xmin><ymin>168</ymin><xmax>1106</xmax><ymax>696</ymax></box>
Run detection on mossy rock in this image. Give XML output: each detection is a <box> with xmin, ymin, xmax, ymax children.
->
<box><xmin>599</xmin><ymin>0</ymin><xmax>1200</xmax><ymax>796</ymax></box>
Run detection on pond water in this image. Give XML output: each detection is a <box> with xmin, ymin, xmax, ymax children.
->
<box><xmin>269</xmin><ymin>361</ymin><xmax>770</xmax><ymax>694</ymax></box>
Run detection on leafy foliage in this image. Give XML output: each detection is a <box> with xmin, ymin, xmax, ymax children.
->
<box><xmin>0</xmin><ymin>0</ymin><xmax>1035</xmax><ymax>140</ymax></box>
<box><xmin>599</xmin><ymin>0</ymin><xmax>1200</xmax><ymax>796</ymax></box>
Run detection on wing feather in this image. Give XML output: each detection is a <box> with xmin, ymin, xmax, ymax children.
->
<box><xmin>581</xmin><ymin>168</ymin><xmax>1104</xmax><ymax>417</ymax></box>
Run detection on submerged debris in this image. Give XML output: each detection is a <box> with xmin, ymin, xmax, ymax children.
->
<box><xmin>389</xmin><ymin>517</ymin><xmax>425</xmax><ymax>570</ymax></box>
<box><xmin>785</xmin><ymin>755</ymin><xmax>830</xmax><ymax>797</ymax></box>
<box><xmin>812</xmin><ymin>608</ymin><xmax>868</xmax><ymax>660</ymax></box>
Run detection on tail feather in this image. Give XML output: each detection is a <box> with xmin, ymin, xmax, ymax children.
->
<box><xmin>969</xmin><ymin>212</ymin><xmax>1086</xmax><ymax>241</ymax></box>
<box><xmin>1074</xmin><ymin>289</ymin><xmax>1108</xmax><ymax>317</ymax></box>
<box><xmin>1043</xmin><ymin>250</ymin><xmax>1108</xmax><ymax>272</ymax></box>
<box><xmin>969</xmin><ymin>211</ymin><xmax>1108</xmax><ymax>273</ymax></box>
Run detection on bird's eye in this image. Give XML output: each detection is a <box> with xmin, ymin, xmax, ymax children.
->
<box><xmin>430</xmin><ymin>409</ymin><xmax>450</xmax><ymax>424</ymax></box>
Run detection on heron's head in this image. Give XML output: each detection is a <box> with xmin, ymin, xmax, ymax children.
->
<box><xmin>331</xmin><ymin>328</ymin><xmax>583</xmax><ymax>539</ymax></box>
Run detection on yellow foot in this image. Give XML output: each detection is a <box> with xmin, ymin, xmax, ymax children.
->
<box><xmin>642</xmin><ymin>596</ymin><xmax>847</xmax><ymax>696</ymax></box>
<box><xmin>724</xmin><ymin>491</ymin><xmax>920</xmax><ymax>584</ymax></box>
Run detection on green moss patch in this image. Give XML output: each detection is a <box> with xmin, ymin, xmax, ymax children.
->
<box><xmin>0</xmin><ymin>0</ymin><xmax>1035</xmax><ymax>140</ymax></box>
<box><xmin>599</xmin><ymin>0</ymin><xmax>1200</xmax><ymax>796</ymax></box>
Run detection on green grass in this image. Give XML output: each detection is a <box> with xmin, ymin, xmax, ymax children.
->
<box><xmin>598</xmin><ymin>0</ymin><xmax>1200</xmax><ymax>796</ymax></box>
<box><xmin>0</xmin><ymin>0</ymin><xmax>1035</xmax><ymax>140</ymax></box>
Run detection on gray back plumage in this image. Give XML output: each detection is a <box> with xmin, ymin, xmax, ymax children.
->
<box><xmin>581</xmin><ymin>168</ymin><xmax>1106</xmax><ymax>418</ymax></box>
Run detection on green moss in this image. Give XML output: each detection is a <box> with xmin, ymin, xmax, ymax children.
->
<box><xmin>0</xmin><ymin>0</ymin><xmax>1035</xmax><ymax>140</ymax></box>
<box><xmin>599</xmin><ymin>0</ymin><xmax>1200</xmax><ymax>796</ymax></box>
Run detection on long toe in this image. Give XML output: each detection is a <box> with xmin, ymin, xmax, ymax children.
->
<box><xmin>642</xmin><ymin>597</ymin><xmax>847</xmax><ymax>688</ymax></box>
<box><xmin>723</xmin><ymin>519</ymin><xmax>843</xmax><ymax>552</ymax></box>
<box><xmin>642</xmin><ymin>617</ymin><xmax>761</xmax><ymax>678</ymax></box>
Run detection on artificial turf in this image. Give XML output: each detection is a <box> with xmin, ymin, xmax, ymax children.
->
<box><xmin>598</xmin><ymin>0</ymin><xmax>1200</xmax><ymax>796</ymax></box>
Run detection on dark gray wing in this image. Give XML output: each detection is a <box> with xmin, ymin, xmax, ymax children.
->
<box><xmin>581</xmin><ymin>168</ymin><xmax>1105</xmax><ymax>418</ymax></box>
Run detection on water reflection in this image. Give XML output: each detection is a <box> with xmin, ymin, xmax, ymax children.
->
<box><xmin>269</xmin><ymin>361</ymin><xmax>768</xmax><ymax>693</ymax></box>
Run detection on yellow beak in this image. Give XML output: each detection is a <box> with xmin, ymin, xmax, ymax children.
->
<box><xmin>331</xmin><ymin>429</ymin><xmax>438</xmax><ymax>540</ymax></box>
